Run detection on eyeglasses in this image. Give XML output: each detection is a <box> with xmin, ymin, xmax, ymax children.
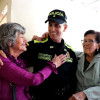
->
<box><xmin>81</xmin><ymin>40</ymin><xmax>97</xmax><ymax>45</ymax></box>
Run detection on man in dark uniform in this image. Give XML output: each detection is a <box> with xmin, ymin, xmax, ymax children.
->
<box><xmin>21</xmin><ymin>9</ymin><xmax>77</xmax><ymax>100</ymax></box>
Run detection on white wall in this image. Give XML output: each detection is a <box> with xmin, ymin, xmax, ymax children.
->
<box><xmin>6</xmin><ymin>0</ymin><xmax>100</xmax><ymax>51</ymax></box>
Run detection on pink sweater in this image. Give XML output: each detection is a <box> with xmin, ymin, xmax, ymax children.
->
<box><xmin>0</xmin><ymin>53</ymin><xmax>57</xmax><ymax>100</ymax></box>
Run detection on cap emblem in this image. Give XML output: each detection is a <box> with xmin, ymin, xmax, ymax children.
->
<box><xmin>49</xmin><ymin>11</ymin><xmax>64</xmax><ymax>17</ymax></box>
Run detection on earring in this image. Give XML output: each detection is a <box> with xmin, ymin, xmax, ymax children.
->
<box><xmin>7</xmin><ymin>42</ymin><xmax>12</xmax><ymax>47</ymax></box>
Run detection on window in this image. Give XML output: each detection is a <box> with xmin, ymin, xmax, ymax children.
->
<box><xmin>0</xmin><ymin>5</ymin><xmax>8</xmax><ymax>25</ymax></box>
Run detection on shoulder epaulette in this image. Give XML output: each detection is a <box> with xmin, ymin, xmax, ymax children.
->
<box><xmin>65</xmin><ymin>43</ymin><xmax>74</xmax><ymax>51</ymax></box>
<box><xmin>34</xmin><ymin>38</ymin><xmax>48</xmax><ymax>44</ymax></box>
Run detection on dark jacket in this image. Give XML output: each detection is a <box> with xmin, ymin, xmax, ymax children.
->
<box><xmin>21</xmin><ymin>36</ymin><xmax>77</xmax><ymax>100</ymax></box>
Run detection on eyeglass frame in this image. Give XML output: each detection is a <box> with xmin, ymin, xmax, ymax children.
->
<box><xmin>81</xmin><ymin>39</ymin><xmax>97</xmax><ymax>45</ymax></box>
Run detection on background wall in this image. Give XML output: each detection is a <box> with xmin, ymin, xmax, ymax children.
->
<box><xmin>0</xmin><ymin>0</ymin><xmax>6</xmax><ymax>13</ymax></box>
<box><xmin>0</xmin><ymin>0</ymin><xmax>100</xmax><ymax>51</ymax></box>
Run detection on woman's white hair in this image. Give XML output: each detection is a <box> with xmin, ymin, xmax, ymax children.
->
<box><xmin>0</xmin><ymin>23</ymin><xmax>25</xmax><ymax>50</ymax></box>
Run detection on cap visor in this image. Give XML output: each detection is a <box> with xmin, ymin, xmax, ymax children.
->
<box><xmin>45</xmin><ymin>18</ymin><xmax>65</xmax><ymax>24</ymax></box>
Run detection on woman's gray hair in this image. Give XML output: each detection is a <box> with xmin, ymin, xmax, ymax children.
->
<box><xmin>0</xmin><ymin>23</ymin><xmax>25</xmax><ymax>50</ymax></box>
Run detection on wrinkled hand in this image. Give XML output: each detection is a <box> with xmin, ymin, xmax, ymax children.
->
<box><xmin>42</xmin><ymin>32</ymin><xmax>49</xmax><ymax>39</ymax></box>
<box><xmin>52</xmin><ymin>54</ymin><xmax>66</xmax><ymax>68</ymax></box>
<box><xmin>68</xmin><ymin>92</ymin><xmax>87</xmax><ymax>100</ymax></box>
<box><xmin>0</xmin><ymin>50</ymin><xmax>7</xmax><ymax>67</ymax></box>
<box><xmin>32</xmin><ymin>32</ymin><xmax>49</xmax><ymax>41</ymax></box>
<box><xmin>32</xmin><ymin>35</ymin><xmax>43</xmax><ymax>41</ymax></box>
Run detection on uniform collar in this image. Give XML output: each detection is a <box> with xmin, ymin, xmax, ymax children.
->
<box><xmin>48</xmin><ymin>36</ymin><xmax>64</xmax><ymax>45</ymax></box>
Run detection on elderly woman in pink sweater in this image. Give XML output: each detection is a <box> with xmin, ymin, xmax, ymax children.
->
<box><xmin>0</xmin><ymin>23</ymin><xmax>66</xmax><ymax>100</ymax></box>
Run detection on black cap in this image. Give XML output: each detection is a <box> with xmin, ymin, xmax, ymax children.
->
<box><xmin>45</xmin><ymin>9</ymin><xmax>67</xmax><ymax>24</ymax></box>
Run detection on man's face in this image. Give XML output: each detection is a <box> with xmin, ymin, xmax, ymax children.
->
<box><xmin>48</xmin><ymin>21</ymin><xmax>67</xmax><ymax>43</ymax></box>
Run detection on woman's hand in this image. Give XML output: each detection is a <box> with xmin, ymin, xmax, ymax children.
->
<box><xmin>32</xmin><ymin>32</ymin><xmax>49</xmax><ymax>41</ymax></box>
<box><xmin>0</xmin><ymin>50</ymin><xmax>7</xmax><ymax>67</ymax></box>
<box><xmin>42</xmin><ymin>32</ymin><xmax>49</xmax><ymax>39</ymax></box>
<box><xmin>52</xmin><ymin>54</ymin><xmax>66</xmax><ymax>68</ymax></box>
<box><xmin>68</xmin><ymin>92</ymin><xmax>87</xmax><ymax>100</ymax></box>
<box><xmin>32</xmin><ymin>35</ymin><xmax>43</xmax><ymax>41</ymax></box>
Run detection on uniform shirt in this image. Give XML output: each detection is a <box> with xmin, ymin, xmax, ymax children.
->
<box><xmin>21</xmin><ymin>36</ymin><xmax>77</xmax><ymax>100</ymax></box>
<box><xmin>0</xmin><ymin>51</ymin><xmax>57</xmax><ymax>100</ymax></box>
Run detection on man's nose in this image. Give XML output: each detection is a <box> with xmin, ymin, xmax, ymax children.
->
<box><xmin>51</xmin><ymin>26</ymin><xmax>55</xmax><ymax>31</ymax></box>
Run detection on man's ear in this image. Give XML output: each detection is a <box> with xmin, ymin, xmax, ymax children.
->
<box><xmin>63</xmin><ymin>24</ymin><xmax>68</xmax><ymax>32</ymax></box>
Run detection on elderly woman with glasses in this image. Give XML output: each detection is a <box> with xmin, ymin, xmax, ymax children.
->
<box><xmin>69</xmin><ymin>30</ymin><xmax>100</xmax><ymax>100</ymax></box>
<box><xmin>0</xmin><ymin>23</ymin><xmax>66</xmax><ymax>100</ymax></box>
